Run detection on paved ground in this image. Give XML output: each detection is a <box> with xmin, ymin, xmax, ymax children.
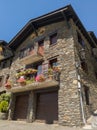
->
<box><xmin>0</xmin><ymin>120</ymin><xmax>95</xmax><ymax>130</ymax></box>
<box><xmin>0</xmin><ymin>120</ymin><xmax>81</xmax><ymax>130</ymax></box>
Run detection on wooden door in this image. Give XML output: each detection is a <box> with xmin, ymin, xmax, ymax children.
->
<box><xmin>13</xmin><ymin>94</ymin><xmax>29</xmax><ymax>120</ymax></box>
<box><xmin>36</xmin><ymin>91</ymin><xmax>58</xmax><ymax>124</ymax></box>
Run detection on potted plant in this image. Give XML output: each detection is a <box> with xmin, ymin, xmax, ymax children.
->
<box><xmin>48</xmin><ymin>68</ymin><xmax>53</xmax><ymax>80</ymax></box>
<box><xmin>53</xmin><ymin>66</ymin><xmax>61</xmax><ymax>72</ymax></box>
<box><xmin>25</xmin><ymin>68</ymin><xmax>37</xmax><ymax>75</ymax></box>
<box><xmin>35</xmin><ymin>74</ymin><xmax>45</xmax><ymax>82</ymax></box>
<box><xmin>17</xmin><ymin>76</ymin><xmax>26</xmax><ymax>86</ymax></box>
<box><xmin>0</xmin><ymin>101</ymin><xmax>8</xmax><ymax>112</ymax></box>
<box><xmin>0</xmin><ymin>93</ymin><xmax>10</xmax><ymax>120</ymax></box>
<box><xmin>5</xmin><ymin>80</ymin><xmax>12</xmax><ymax>89</ymax></box>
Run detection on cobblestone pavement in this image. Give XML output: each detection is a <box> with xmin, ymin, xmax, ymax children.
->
<box><xmin>0</xmin><ymin>120</ymin><xmax>94</xmax><ymax>130</ymax></box>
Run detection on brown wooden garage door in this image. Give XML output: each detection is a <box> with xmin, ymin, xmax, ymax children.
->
<box><xmin>36</xmin><ymin>91</ymin><xmax>58</xmax><ymax>124</ymax></box>
<box><xmin>13</xmin><ymin>94</ymin><xmax>29</xmax><ymax>120</ymax></box>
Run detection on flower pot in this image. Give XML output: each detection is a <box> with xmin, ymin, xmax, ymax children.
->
<box><xmin>6</xmin><ymin>85</ymin><xmax>11</xmax><ymax>89</ymax></box>
<box><xmin>5</xmin><ymin>82</ymin><xmax>11</xmax><ymax>89</ymax></box>
<box><xmin>20</xmin><ymin>82</ymin><xmax>26</xmax><ymax>86</ymax></box>
<box><xmin>0</xmin><ymin>112</ymin><xmax>8</xmax><ymax>120</ymax></box>
<box><xmin>48</xmin><ymin>75</ymin><xmax>53</xmax><ymax>80</ymax></box>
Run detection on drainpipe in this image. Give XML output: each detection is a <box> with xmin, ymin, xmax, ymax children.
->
<box><xmin>77</xmin><ymin>74</ymin><xmax>86</xmax><ymax>124</ymax></box>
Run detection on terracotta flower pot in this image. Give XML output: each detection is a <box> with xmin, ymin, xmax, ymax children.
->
<box><xmin>20</xmin><ymin>82</ymin><xmax>26</xmax><ymax>86</ymax></box>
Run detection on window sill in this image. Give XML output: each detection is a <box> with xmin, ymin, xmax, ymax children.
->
<box><xmin>49</xmin><ymin>42</ymin><xmax>57</xmax><ymax>47</ymax></box>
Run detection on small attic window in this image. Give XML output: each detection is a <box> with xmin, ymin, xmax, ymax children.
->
<box><xmin>50</xmin><ymin>33</ymin><xmax>57</xmax><ymax>45</ymax></box>
<box><xmin>38</xmin><ymin>39</ymin><xmax>44</xmax><ymax>46</ymax></box>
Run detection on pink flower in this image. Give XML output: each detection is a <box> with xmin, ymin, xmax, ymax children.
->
<box><xmin>35</xmin><ymin>75</ymin><xmax>40</xmax><ymax>82</ymax></box>
<box><xmin>35</xmin><ymin>74</ymin><xmax>45</xmax><ymax>82</ymax></box>
<box><xmin>17</xmin><ymin>76</ymin><xmax>26</xmax><ymax>83</ymax></box>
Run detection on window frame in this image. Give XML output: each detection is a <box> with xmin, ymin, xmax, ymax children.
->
<box><xmin>84</xmin><ymin>86</ymin><xmax>90</xmax><ymax>105</ymax></box>
<box><xmin>49</xmin><ymin>33</ymin><xmax>58</xmax><ymax>46</ymax></box>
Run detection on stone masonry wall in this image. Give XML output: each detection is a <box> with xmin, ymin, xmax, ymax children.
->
<box><xmin>9</xmin><ymin>20</ymin><xmax>83</xmax><ymax>126</ymax></box>
<box><xmin>70</xmin><ymin>19</ymin><xmax>97</xmax><ymax>121</ymax></box>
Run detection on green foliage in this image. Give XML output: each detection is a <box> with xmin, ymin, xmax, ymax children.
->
<box><xmin>0</xmin><ymin>93</ymin><xmax>10</xmax><ymax>103</ymax></box>
<box><xmin>0</xmin><ymin>93</ymin><xmax>10</xmax><ymax>113</ymax></box>
<box><xmin>48</xmin><ymin>68</ymin><xmax>53</xmax><ymax>75</ymax></box>
<box><xmin>26</xmin><ymin>78</ymin><xmax>35</xmax><ymax>84</ymax></box>
<box><xmin>0</xmin><ymin>101</ymin><xmax>8</xmax><ymax>113</ymax></box>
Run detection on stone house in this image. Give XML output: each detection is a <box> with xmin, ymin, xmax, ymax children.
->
<box><xmin>0</xmin><ymin>5</ymin><xmax>97</xmax><ymax>126</ymax></box>
<box><xmin>0</xmin><ymin>40</ymin><xmax>13</xmax><ymax>93</ymax></box>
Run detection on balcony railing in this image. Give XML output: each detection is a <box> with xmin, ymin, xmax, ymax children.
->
<box><xmin>6</xmin><ymin>68</ymin><xmax>60</xmax><ymax>93</ymax></box>
<box><xmin>19</xmin><ymin>48</ymin><xmax>44</xmax><ymax>65</ymax></box>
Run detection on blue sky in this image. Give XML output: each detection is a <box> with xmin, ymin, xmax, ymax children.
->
<box><xmin>0</xmin><ymin>0</ymin><xmax>97</xmax><ymax>42</ymax></box>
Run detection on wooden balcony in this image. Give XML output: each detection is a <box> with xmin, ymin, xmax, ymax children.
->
<box><xmin>7</xmin><ymin>79</ymin><xmax>59</xmax><ymax>93</ymax></box>
<box><xmin>6</xmin><ymin>67</ymin><xmax>60</xmax><ymax>93</ymax></box>
<box><xmin>19</xmin><ymin>51</ymin><xmax>43</xmax><ymax>65</ymax></box>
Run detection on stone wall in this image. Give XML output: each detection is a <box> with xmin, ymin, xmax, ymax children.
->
<box><xmin>5</xmin><ymin>18</ymin><xmax>97</xmax><ymax>126</ymax></box>
<box><xmin>70</xmin><ymin>19</ymin><xmax>97</xmax><ymax>122</ymax></box>
<box><xmin>0</xmin><ymin>9</ymin><xmax>96</xmax><ymax>127</ymax></box>
<box><xmin>8</xmin><ymin>20</ymin><xmax>84</xmax><ymax>126</ymax></box>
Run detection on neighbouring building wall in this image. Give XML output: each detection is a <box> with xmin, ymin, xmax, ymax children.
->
<box><xmin>0</xmin><ymin>44</ymin><xmax>13</xmax><ymax>93</ymax></box>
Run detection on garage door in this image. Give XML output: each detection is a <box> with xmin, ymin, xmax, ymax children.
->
<box><xmin>36</xmin><ymin>91</ymin><xmax>58</xmax><ymax>124</ymax></box>
<box><xmin>13</xmin><ymin>94</ymin><xmax>29</xmax><ymax>120</ymax></box>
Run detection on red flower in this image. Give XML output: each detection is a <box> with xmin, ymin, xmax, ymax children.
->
<box><xmin>5</xmin><ymin>81</ymin><xmax>11</xmax><ymax>89</ymax></box>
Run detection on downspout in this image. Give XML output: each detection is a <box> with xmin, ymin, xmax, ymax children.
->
<box><xmin>70</xmin><ymin>16</ymin><xmax>86</xmax><ymax>125</ymax></box>
<box><xmin>77</xmin><ymin>72</ymin><xmax>86</xmax><ymax>124</ymax></box>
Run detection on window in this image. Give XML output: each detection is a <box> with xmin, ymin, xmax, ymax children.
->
<box><xmin>49</xmin><ymin>58</ymin><xmax>58</xmax><ymax>68</ymax></box>
<box><xmin>0</xmin><ymin>76</ymin><xmax>3</xmax><ymax>87</ymax></box>
<box><xmin>81</xmin><ymin>61</ymin><xmax>88</xmax><ymax>73</ymax></box>
<box><xmin>37</xmin><ymin>65</ymin><xmax>42</xmax><ymax>75</ymax></box>
<box><xmin>38</xmin><ymin>39</ymin><xmax>44</xmax><ymax>47</ymax></box>
<box><xmin>50</xmin><ymin>33</ymin><xmax>57</xmax><ymax>45</ymax></box>
<box><xmin>0</xmin><ymin>62</ymin><xmax>3</xmax><ymax>69</ymax></box>
<box><xmin>77</xmin><ymin>33</ymin><xmax>85</xmax><ymax>48</ymax></box>
<box><xmin>38</xmin><ymin>39</ymin><xmax>44</xmax><ymax>56</ymax></box>
<box><xmin>9</xmin><ymin>58</ymin><xmax>13</xmax><ymax>67</ymax></box>
<box><xmin>19</xmin><ymin>45</ymin><xmax>34</xmax><ymax>59</ymax></box>
<box><xmin>26</xmin><ymin>62</ymin><xmax>43</xmax><ymax>76</ymax></box>
<box><xmin>28</xmin><ymin>45</ymin><xmax>34</xmax><ymax>55</ymax></box>
<box><xmin>2</xmin><ymin>60</ymin><xmax>7</xmax><ymax>68</ymax></box>
<box><xmin>95</xmin><ymin>72</ymin><xmax>97</xmax><ymax>79</ymax></box>
<box><xmin>6</xmin><ymin>74</ymin><xmax>9</xmax><ymax>82</ymax></box>
<box><xmin>84</xmin><ymin>86</ymin><xmax>90</xmax><ymax>105</ymax></box>
<box><xmin>19</xmin><ymin>48</ymin><xmax>25</xmax><ymax>59</ymax></box>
